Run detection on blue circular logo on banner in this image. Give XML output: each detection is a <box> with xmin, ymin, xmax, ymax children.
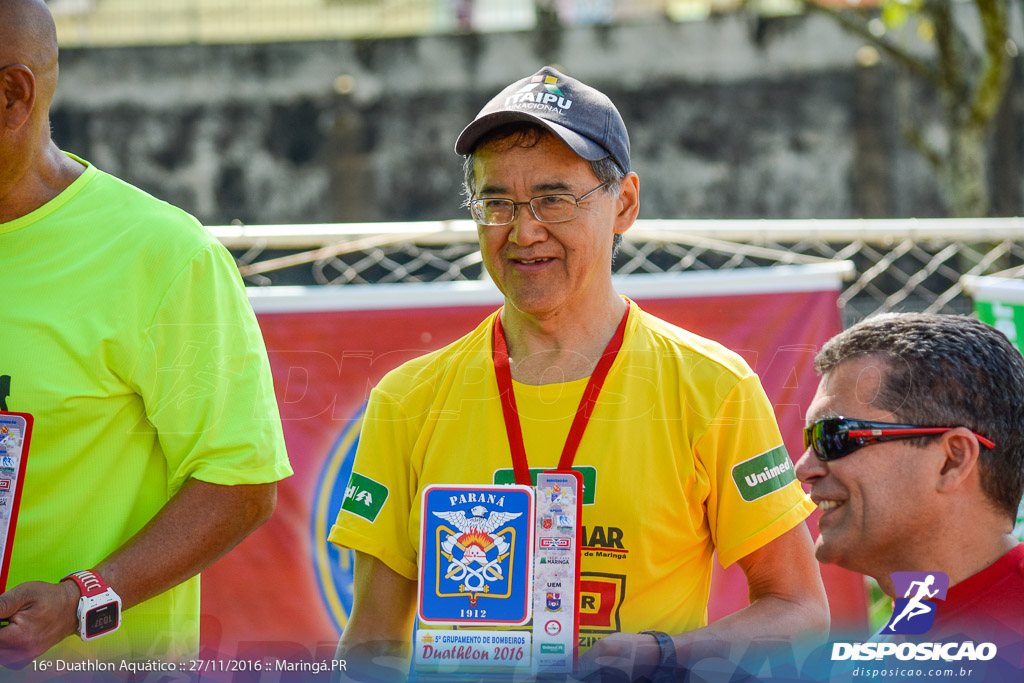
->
<box><xmin>311</xmin><ymin>405</ymin><xmax>366</xmax><ymax>633</ymax></box>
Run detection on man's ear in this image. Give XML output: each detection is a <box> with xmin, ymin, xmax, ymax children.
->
<box><xmin>0</xmin><ymin>64</ymin><xmax>36</xmax><ymax>131</ymax></box>
<box><xmin>935</xmin><ymin>428</ymin><xmax>982</xmax><ymax>493</ymax></box>
<box><xmin>612</xmin><ymin>172</ymin><xmax>639</xmax><ymax>236</ymax></box>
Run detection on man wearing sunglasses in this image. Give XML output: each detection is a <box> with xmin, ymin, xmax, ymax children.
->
<box><xmin>796</xmin><ymin>313</ymin><xmax>1024</xmax><ymax>651</ymax></box>
<box><xmin>331</xmin><ymin>66</ymin><xmax>828</xmax><ymax>681</ymax></box>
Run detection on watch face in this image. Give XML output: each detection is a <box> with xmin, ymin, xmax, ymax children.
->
<box><xmin>84</xmin><ymin>602</ymin><xmax>119</xmax><ymax>639</ymax></box>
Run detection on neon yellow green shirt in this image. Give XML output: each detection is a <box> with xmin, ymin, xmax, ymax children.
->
<box><xmin>330</xmin><ymin>300</ymin><xmax>813</xmax><ymax>642</ymax></box>
<box><xmin>0</xmin><ymin>156</ymin><xmax>292</xmax><ymax>660</ymax></box>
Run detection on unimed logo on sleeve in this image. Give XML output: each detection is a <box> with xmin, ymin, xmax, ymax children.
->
<box><xmin>730</xmin><ymin>445</ymin><xmax>795</xmax><ymax>502</ymax></box>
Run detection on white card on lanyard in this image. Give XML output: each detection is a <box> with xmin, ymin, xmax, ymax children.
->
<box><xmin>532</xmin><ymin>470</ymin><xmax>583</xmax><ymax>675</ymax></box>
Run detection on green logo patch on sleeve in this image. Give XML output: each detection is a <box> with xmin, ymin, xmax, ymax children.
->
<box><xmin>731</xmin><ymin>445</ymin><xmax>796</xmax><ymax>502</ymax></box>
<box><xmin>341</xmin><ymin>472</ymin><xmax>389</xmax><ymax>523</ymax></box>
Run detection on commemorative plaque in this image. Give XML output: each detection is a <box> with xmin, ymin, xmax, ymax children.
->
<box><xmin>414</xmin><ymin>484</ymin><xmax>535</xmax><ymax>675</ymax></box>
<box><xmin>0</xmin><ymin>412</ymin><xmax>32</xmax><ymax>593</ymax></box>
<box><xmin>413</xmin><ymin>476</ymin><xmax>586</xmax><ymax>677</ymax></box>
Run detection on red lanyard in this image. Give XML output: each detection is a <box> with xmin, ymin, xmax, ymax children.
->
<box><xmin>492</xmin><ymin>305</ymin><xmax>630</xmax><ymax>486</ymax></box>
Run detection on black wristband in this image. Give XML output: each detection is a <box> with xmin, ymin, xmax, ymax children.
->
<box><xmin>640</xmin><ymin>630</ymin><xmax>677</xmax><ymax>683</ymax></box>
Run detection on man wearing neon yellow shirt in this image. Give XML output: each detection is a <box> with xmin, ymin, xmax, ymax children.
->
<box><xmin>0</xmin><ymin>0</ymin><xmax>291</xmax><ymax>666</ymax></box>
<box><xmin>330</xmin><ymin>67</ymin><xmax>828</xmax><ymax>681</ymax></box>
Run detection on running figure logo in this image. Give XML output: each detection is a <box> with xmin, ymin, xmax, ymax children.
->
<box><xmin>884</xmin><ymin>571</ymin><xmax>950</xmax><ymax>635</ymax></box>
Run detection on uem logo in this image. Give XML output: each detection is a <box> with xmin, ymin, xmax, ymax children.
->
<box><xmin>884</xmin><ymin>571</ymin><xmax>949</xmax><ymax>635</ymax></box>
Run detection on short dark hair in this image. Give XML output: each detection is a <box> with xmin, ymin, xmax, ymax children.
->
<box><xmin>815</xmin><ymin>313</ymin><xmax>1024</xmax><ymax>520</ymax></box>
<box><xmin>460</xmin><ymin>123</ymin><xmax>627</xmax><ymax>261</ymax></box>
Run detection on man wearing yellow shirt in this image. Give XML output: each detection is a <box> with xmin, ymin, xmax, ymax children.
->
<box><xmin>330</xmin><ymin>66</ymin><xmax>828</xmax><ymax>681</ymax></box>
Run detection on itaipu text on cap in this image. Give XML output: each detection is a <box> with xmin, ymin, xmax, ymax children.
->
<box><xmin>455</xmin><ymin>66</ymin><xmax>631</xmax><ymax>173</ymax></box>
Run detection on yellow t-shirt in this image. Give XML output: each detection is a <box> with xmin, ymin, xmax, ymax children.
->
<box><xmin>329</xmin><ymin>301</ymin><xmax>813</xmax><ymax>643</ymax></box>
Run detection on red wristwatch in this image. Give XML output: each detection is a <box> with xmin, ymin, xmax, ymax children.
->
<box><xmin>62</xmin><ymin>570</ymin><xmax>121</xmax><ymax>641</ymax></box>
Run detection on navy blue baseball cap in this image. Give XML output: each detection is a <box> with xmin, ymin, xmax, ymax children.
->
<box><xmin>455</xmin><ymin>66</ymin><xmax>630</xmax><ymax>173</ymax></box>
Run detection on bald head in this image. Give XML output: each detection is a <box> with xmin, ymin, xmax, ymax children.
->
<box><xmin>0</xmin><ymin>0</ymin><xmax>59</xmax><ymax>108</ymax></box>
<box><xmin>0</xmin><ymin>0</ymin><xmax>85</xmax><ymax>223</ymax></box>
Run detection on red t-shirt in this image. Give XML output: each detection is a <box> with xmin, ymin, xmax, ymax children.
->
<box><xmin>931</xmin><ymin>543</ymin><xmax>1024</xmax><ymax>668</ymax></box>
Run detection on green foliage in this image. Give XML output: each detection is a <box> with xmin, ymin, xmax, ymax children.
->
<box><xmin>880</xmin><ymin>0</ymin><xmax>923</xmax><ymax>30</ymax></box>
<box><xmin>867</xmin><ymin>576</ymin><xmax>892</xmax><ymax>633</ymax></box>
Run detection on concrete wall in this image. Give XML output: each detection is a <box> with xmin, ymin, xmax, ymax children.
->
<box><xmin>49</xmin><ymin>13</ymin><xmax>1023</xmax><ymax>226</ymax></box>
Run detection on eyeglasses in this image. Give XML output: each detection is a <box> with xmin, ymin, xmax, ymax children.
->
<box><xmin>803</xmin><ymin>416</ymin><xmax>996</xmax><ymax>461</ymax></box>
<box><xmin>469</xmin><ymin>183</ymin><xmax>607</xmax><ymax>226</ymax></box>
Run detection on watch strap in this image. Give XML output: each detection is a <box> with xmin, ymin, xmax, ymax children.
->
<box><xmin>62</xmin><ymin>570</ymin><xmax>121</xmax><ymax>642</ymax></box>
<box><xmin>62</xmin><ymin>570</ymin><xmax>112</xmax><ymax>598</ymax></box>
<box><xmin>640</xmin><ymin>630</ymin><xmax>677</xmax><ymax>683</ymax></box>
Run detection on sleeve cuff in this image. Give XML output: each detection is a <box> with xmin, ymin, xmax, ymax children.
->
<box><xmin>328</xmin><ymin>524</ymin><xmax>418</xmax><ymax>581</ymax></box>
<box><xmin>716</xmin><ymin>491</ymin><xmax>815</xmax><ymax>568</ymax></box>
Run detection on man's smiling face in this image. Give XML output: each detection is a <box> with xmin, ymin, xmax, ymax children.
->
<box><xmin>471</xmin><ymin>133</ymin><xmax>619</xmax><ymax>321</ymax></box>
<box><xmin>795</xmin><ymin>356</ymin><xmax>941</xmax><ymax>577</ymax></box>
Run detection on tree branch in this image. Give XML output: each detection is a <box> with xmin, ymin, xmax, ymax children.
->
<box><xmin>922</xmin><ymin>0</ymin><xmax>969</xmax><ymax>109</ymax></box>
<box><xmin>798</xmin><ymin>0</ymin><xmax>945</xmax><ymax>90</ymax></box>
<box><xmin>902</xmin><ymin>124</ymin><xmax>944</xmax><ymax>172</ymax></box>
<box><xmin>968</xmin><ymin>0</ymin><xmax>1012</xmax><ymax>126</ymax></box>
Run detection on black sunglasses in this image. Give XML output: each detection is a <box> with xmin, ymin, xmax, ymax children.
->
<box><xmin>803</xmin><ymin>417</ymin><xmax>996</xmax><ymax>461</ymax></box>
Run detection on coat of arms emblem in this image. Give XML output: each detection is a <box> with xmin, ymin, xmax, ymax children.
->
<box><xmin>417</xmin><ymin>484</ymin><xmax>534</xmax><ymax>626</ymax></box>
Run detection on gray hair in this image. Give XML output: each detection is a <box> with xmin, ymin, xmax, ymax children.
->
<box><xmin>460</xmin><ymin>123</ymin><xmax>627</xmax><ymax>261</ymax></box>
<box><xmin>815</xmin><ymin>313</ymin><xmax>1024</xmax><ymax>520</ymax></box>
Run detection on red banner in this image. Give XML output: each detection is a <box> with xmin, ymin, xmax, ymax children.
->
<box><xmin>200</xmin><ymin>271</ymin><xmax>866</xmax><ymax>659</ymax></box>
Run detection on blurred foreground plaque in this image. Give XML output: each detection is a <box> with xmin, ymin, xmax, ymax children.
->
<box><xmin>0</xmin><ymin>413</ymin><xmax>32</xmax><ymax>593</ymax></box>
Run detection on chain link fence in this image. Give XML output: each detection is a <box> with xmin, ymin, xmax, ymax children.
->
<box><xmin>215</xmin><ymin>218</ymin><xmax>1024</xmax><ymax>327</ymax></box>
